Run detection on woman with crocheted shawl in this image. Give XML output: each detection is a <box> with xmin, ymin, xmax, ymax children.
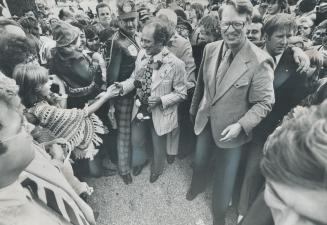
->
<box><xmin>13</xmin><ymin>63</ymin><xmax>120</xmax><ymax>160</ymax></box>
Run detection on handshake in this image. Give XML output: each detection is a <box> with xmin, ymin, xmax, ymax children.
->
<box><xmin>95</xmin><ymin>83</ymin><xmax>123</xmax><ymax>100</ymax></box>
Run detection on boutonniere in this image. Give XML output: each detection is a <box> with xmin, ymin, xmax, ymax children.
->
<box><xmin>152</xmin><ymin>60</ymin><xmax>163</xmax><ymax>70</ymax></box>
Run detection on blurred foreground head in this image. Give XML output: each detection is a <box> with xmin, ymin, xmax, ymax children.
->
<box><xmin>261</xmin><ymin>100</ymin><xmax>327</xmax><ymax>225</ymax></box>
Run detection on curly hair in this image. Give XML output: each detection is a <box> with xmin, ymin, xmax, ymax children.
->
<box><xmin>145</xmin><ymin>18</ymin><xmax>171</xmax><ymax>46</ymax></box>
<box><xmin>18</xmin><ymin>16</ymin><xmax>40</xmax><ymax>38</ymax></box>
<box><xmin>261</xmin><ymin>100</ymin><xmax>327</xmax><ymax>190</ymax></box>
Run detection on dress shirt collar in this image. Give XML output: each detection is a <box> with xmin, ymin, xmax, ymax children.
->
<box><xmin>263</xmin><ymin>45</ymin><xmax>283</xmax><ymax>68</ymax></box>
<box><xmin>142</xmin><ymin>47</ymin><xmax>169</xmax><ymax>62</ymax></box>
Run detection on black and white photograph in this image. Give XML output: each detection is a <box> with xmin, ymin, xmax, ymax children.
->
<box><xmin>0</xmin><ymin>0</ymin><xmax>326</xmax><ymax>224</ymax></box>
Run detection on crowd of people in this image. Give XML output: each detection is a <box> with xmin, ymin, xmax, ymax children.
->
<box><xmin>0</xmin><ymin>0</ymin><xmax>326</xmax><ymax>224</ymax></box>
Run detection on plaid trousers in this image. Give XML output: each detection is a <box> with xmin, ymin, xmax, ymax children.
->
<box><xmin>115</xmin><ymin>97</ymin><xmax>134</xmax><ymax>175</ymax></box>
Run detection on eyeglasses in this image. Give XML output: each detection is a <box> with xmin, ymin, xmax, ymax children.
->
<box><xmin>221</xmin><ymin>21</ymin><xmax>245</xmax><ymax>32</ymax></box>
<box><xmin>0</xmin><ymin>117</ymin><xmax>32</xmax><ymax>144</ymax></box>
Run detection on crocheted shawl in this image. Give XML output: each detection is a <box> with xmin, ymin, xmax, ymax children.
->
<box><xmin>28</xmin><ymin>101</ymin><xmax>105</xmax><ymax>159</ymax></box>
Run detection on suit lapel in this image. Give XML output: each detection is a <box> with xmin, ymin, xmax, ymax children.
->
<box><xmin>211</xmin><ymin>40</ymin><xmax>250</xmax><ymax>104</ymax></box>
<box><xmin>151</xmin><ymin>49</ymin><xmax>172</xmax><ymax>91</ymax></box>
<box><xmin>207</xmin><ymin>41</ymin><xmax>224</xmax><ymax>99</ymax></box>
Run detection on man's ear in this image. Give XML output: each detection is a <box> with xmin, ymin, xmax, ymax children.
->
<box><xmin>263</xmin><ymin>33</ymin><xmax>268</xmax><ymax>42</ymax></box>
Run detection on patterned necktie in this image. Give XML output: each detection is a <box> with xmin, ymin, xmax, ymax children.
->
<box><xmin>21</xmin><ymin>174</ymin><xmax>90</xmax><ymax>225</ymax></box>
<box><xmin>138</xmin><ymin>56</ymin><xmax>154</xmax><ymax>104</ymax></box>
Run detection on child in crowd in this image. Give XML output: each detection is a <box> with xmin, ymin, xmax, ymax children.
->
<box><xmin>12</xmin><ymin>62</ymin><xmax>119</xmax><ymax>196</ymax></box>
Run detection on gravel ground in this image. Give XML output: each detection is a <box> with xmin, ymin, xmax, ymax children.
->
<box><xmin>85</xmin><ymin>157</ymin><xmax>238</xmax><ymax>225</ymax></box>
<box><xmin>85</xmin><ymin>157</ymin><xmax>213</xmax><ymax>225</ymax></box>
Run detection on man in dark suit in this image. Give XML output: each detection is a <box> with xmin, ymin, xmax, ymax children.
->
<box><xmin>187</xmin><ymin>0</ymin><xmax>275</xmax><ymax>224</ymax></box>
<box><xmin>238</xmin><ymin>13</ymin><xmax>314</xmax><ymax>225</ymax></box>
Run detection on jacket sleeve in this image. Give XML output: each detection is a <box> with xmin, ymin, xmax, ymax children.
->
<box><xmin>238</xmin><ymin>59</ymin><xmax>275</xmax><ymax>135</ymax></box>
<box><xmin>180</xmin><ymin>40</ymin><xmax>196</xmax><ymax>89</ymax></box>
<box><xmin>189</xmin><ymin>45</ymin><xmax>207</xmax><ymax>116</ymax></box>
<box><xmin>160</xmin><ymin>60</ymin><xmax>188</xmax><ymax>109</ymax></box>
<box><xmin>106</xmin><ymin>39</ymin><xmax>122</xmax><ymax>85</ymax></box>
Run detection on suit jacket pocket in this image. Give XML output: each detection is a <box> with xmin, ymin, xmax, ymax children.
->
<box><xmin>162</xmin><ymin>105</ymin><xmax>175</xmax><ymax>115</ymax></box>
<box><xmin>233</xmin><ymin>79</ymin><xmax>249</xmax><ymax>88</ymax></box>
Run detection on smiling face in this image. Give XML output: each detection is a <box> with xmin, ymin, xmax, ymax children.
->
<box><xmin>141</xmin><ymin>25</ymin><xmax>164</xmax><ymax>56</ymax></box>
<box><xmin>247</xmin><ymin>22</ymin><xmax>263</xmax><ymax>42</ymax></box>
<box><xmin>265</xmin><ymin>181</ymin><xmax>327</xmax><ymax>225</ymax></box>
<box><xmin>220</xmin><ymin>5</ymin><xmax>248</xmax><ymax>50</ymax></box>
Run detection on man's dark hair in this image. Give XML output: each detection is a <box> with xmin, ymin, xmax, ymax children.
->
<box><xmin>261</xmin><ymin>100</ymin><xmax>327</xmax><ymax>190</ymax></box>
<box><xmin>252</xmin><ymin>14</ymin><xmax>263</xmax><ymax>24</ymax></box>
<box><xmin>174</xmin><ymin>9</ymin><xmax>187</xmax><ymax>20</ymax></box>
<box><xmin>267</xmin><ymin>0</ymin><xmax>289</xmax><ymax>11</ymax></box>
<box><xmin>58</xmin><ymin>8</ymin><xmax>73</xmax><ymax>20</ymax></box>
<box><xmin>263</xmin><ymin>13</ymin><xmax>297</xmax><ymax>37</ymax></box>
<box><xmin>198</xmin><ymin>15</ymin><xmax>221</xmax><ymax>40</ymax></box>
<box><xmin>18</xmin><ymin>16</ymin><xmax>40</xmax><ymax>38</ymax></box>
<box><xmin>145</xmin><ymin>18</ymin><xmax>171</xmax><ymax>46</ymax></box>
<box><xmin>96</xmin><ymin>3</ymin><xmax>111</xmax><ymax>15</ymax></box>
<box><xmin>70</xmin><ymin>20</ymin><xmax>86</xmax><ymax>31</ymax></box>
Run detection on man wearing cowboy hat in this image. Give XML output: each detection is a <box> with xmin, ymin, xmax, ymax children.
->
<box><xmin>105</xmin><ymin>0</ymin><xmax>140</xmax><ymax>185</ymax></box>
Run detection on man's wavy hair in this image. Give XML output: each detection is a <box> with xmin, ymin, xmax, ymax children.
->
<box><xmin>218</xmin><ymin>0</ymin><xmax>254</xmax><ymax>23</ymax></box>
<box><xmin>144</xmin><ymin>18</ymin><xmax>171</xmax><ymax>46</ymax></box>
<box><xmin>261</xmin><ymin>100</ymin><xmax>327</xmax><ymax>190</ymax></box>
<box><xmin>262</xmin><ymin>13</ymin><xmax>297</xmax><ymax>37</ymax></box>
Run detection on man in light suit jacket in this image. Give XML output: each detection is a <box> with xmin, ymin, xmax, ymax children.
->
<box><xmin>187</xmin><ymin>0</ymin><xmax>275</xmax><ymax>224</ymax></box>
<box><xmin>118</xmin><ymin>18</ymin><xmax>187</xmax><ymax>183</ymax></box>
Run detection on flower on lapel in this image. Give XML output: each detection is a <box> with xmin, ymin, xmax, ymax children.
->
<box><xmin>134</xmin><ymin>80</ymin><xmax>142</xmax><ymax>89</ymax></box>
<box><xmin>152</xmin><ymin>60</ymin><xmax>163</xmax><ymax>70</ymax></box>
<box><xmin>135</xmin><ymin>99</ymin><xmax>141</xmax><ymax>107</ymax></box>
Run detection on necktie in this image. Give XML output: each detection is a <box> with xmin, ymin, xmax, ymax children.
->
<box><xmin>21</xmin><ymin>175</ymin><xmax>89</xmax><ymax>225</ymax></box>
<box><xmin>215</xmin><ymin>49</ymin><xmax>233</xmax><ymax>94</ymax></box>
<box><xmin>138</xmin><ymin>56</ymin><xmax>154</xmax><ymax>104</ymax></box>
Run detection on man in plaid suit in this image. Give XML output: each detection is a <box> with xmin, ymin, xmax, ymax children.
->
<box><xmin>118</xmin><ymin>18</ymin><xmax>187</xmax><ymax>183</ymax></box>
<box><xmin>106</xmin><ymin>0</ymin><xmax>140</xmax><ymax>185</ymax></box>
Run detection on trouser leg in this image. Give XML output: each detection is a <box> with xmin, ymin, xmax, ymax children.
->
<box><xmin>238</xmin><ymin>139</ymin><xmax>265</xmax><ymax>215</ymax></box>
<box><xmin>212</xmin><ymin>146</ymin><xmax>242</xmax><ymax>225</ymax></box>
<box><xmin>189</xmin><ymin>124</ymin><xmax>216</xmax><ymax>194</ymax></box>
<box><xmin>131</xmin><ymin>121</ymin><xmax>148</xmax><ymax>167</ymax></box>
<box><xmin>166</xmin><ymin>127</ymin><xmax>179</xmax><ymax>156</ymax></box>
<box><xmin>115</xmin><ymin>98</ymin><xmax>133</xmax><ymax>175</ymax></box>
<box><xmin>150</xmin><ymin>122</ymin><xmax>167</xmax><ymax>175</ymax></box>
